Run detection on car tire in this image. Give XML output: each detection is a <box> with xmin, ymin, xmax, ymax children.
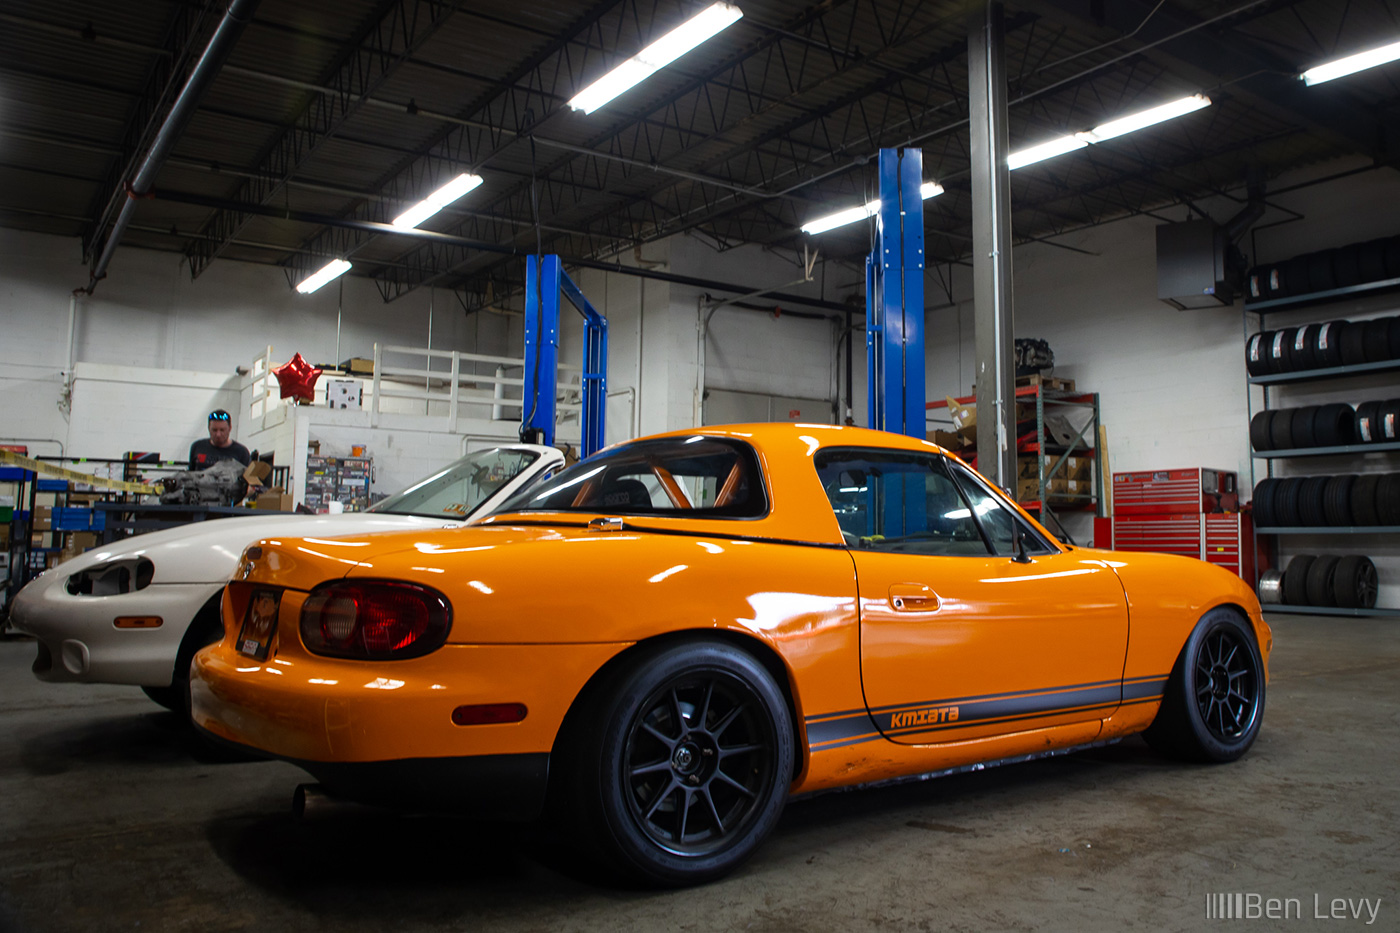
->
<box><xmin>1274</xmin><ymin>477</ymin><xmax>1304</xmax><ymax>527</ymax></box>
<box><xmin>171</xmin><ymin>594</ymin><xmax>227</xmax><ymax>727</ymax></box>
<box><xmin>1142</xmin><ymin>608</ymin><xmax>1265</xmax><ymax>763</ymax></box>
<box><xmin>1252</xmin><ymin>478</ymin><xmax>1280</xmax><ymax>528</ymax></box>
<box><xmin>1333</xmin><ymin>556</ymin><xmax>1378</xmax><ymax>609</ymax></box>
<box><xmin>1339</xmin><ymin>323</ymin><xmax>1369</xmax><ymax>366</ymax></box>
<box><xmin>1245</xmin><ymin>333</ymin><xmax>1271</xmax><ymax>376</ymax></box>
<box><xmin>1297</xmin><ymin>475</ymin><xmax>1330</xmax><ymax>526</ymax></box>
<box><xmin>1355</xmin><ymin>401</ymin><xmax>1383</xmax><ymax>444</ymax></box>
<box><xmin>1313</xmin><ymin>320</ymin><xmax>1347</xmax><ymax>368</ymax></box>
<box><xmin>1323</xmin><ymin>475</ymin><xmax>1356</xmax><ymax>526</ymax></box>
<box><xmin>1290</xmin><ymin>406</ymin><xmax>1319</xmax><ymax>449</ymax></box>
<box><xmin>1351</xmin><ymin>474</ymin><xmax>1381</xmax><ymax>525</ymax></box>
<box><xmin>1363</xmin><ymin>319</ymin><xmax>1392</xmax><ymax>362</ymax></box>
<box><xmin>1313</xmin><ymin>403</ymin><xmax>1355</xmax><ymax>447</ymax></box>
<box><xmin>570</xmin><ymin>640</ymin><xmax>794</xmax><ymax>886</ymax></box>
<box><xmin>1304</xmin><ymin>554</ymin><xmax>1340</xmax><ymax>607</ymax></box>
<box><xmin>1269</xmin><ymin>407</ymin><xmax>1296</xmax><ymax>451</ymax></box>
<box><xmin>1282</xmin><ymin>554</ymin><xmax>1314</xmax><ymax>605</ymax></box>
<box><xmin>141</xmin><ymin>685</ymin><xmax>181</xmax><ymax>711</ymax></box>
<box><xmin>1249</xmin><ymin>411</ymin><xmax>1274</xmax><ymax>451</ymax></box>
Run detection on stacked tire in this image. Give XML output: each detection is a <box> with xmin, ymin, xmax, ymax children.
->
<box><xmin>1250</xmin><ymin>399</ymin><xmax>1400</xmax><ymax>451</ymax></box>
<box><xmin>1252</xmin><ymin>474</ymin><xmax>1400</xmax><ymax>527</ymax></box>
<box><xmin>1246</xmin><ymin>234</ymin><xmax>1400</xmax><ymax>303</ymax></box>
<box><xmin>1272</xmin><ymin>554</ymin><xmax>1379</xmax><ymax>609</ymax></box>
<box><xmin>1245</xmin><ymin>317</ymin><xmax>1400</xmax><ymax>376</ymax></box>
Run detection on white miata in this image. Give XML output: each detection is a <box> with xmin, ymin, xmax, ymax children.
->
<box><xmin>9</xmin><ymin>444</ymin><xmax>564</xmax><ymax>715</ymax></box>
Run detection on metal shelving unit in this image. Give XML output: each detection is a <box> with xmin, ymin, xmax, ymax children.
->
<box><xmin>1245</xmin><ymin>284</ymin><xmax>1400</xmax><ymax>616</ymax></box>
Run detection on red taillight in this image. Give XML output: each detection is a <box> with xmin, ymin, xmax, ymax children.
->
<box><xmin>299</xmin><ymin>581</ymin><xmax>451</xmax><ymax>660</ymax></box>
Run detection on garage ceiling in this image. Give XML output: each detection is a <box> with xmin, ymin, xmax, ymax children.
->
<box><xmin>2</xmin><ymin>0</ymin><xmax>1397</xmax><ymax>309</ymax></box>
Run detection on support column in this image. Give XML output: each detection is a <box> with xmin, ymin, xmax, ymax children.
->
<box><xmin>968</xmin><ymin>3</ymin><xmax>1017</xmax><ymax>491</ymax></box>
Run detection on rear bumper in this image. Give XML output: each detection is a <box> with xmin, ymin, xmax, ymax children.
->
<box><xmin>191</xmin><ymin>634</ymin><xmax>628</xmax><ymax>815</ymax></box>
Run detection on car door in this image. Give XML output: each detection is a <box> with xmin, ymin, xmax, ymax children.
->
<box><xmin>815</xmin><ymin>447</ymin><xmax>1130</xmax><ymax>745</ymax></box>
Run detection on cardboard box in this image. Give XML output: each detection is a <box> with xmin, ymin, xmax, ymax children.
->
<box><xmin>242</xmin><ymin>461</ymin><xmax>273</xmax><ymax>488</ymax></box>
<box><xmin>930</xmin><ymin>430</ymin><xmax>968</xmax><ymax>450</ymax></box>
<box><xmin>33</xmin><ymin>505</ymin><xmax>52</xmax><ymax>531</ymax></box>
<box><xmin>1016</xmin><ymin>478</ymin><xmax>1039</xmax><ymax>502</ymax></box>
<box><xmin>255</xmin><ymin>489</ymin><xmax>294</xmax><ymax>511</ymax></box>
<box><xmin>340</xmin><ymin>357</ymin><xmax>374</xmax><ymax>376</ymax></box>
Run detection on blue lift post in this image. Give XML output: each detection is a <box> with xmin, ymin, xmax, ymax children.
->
<box><xmin>521</xmin><ymin>254</ymin><xmax>609</xmax><ymax>457</ymax></box>
<box><xmin>866</xmin><ymin>147</ymin><xmax>927</xmax><ymax>536</ymax></box>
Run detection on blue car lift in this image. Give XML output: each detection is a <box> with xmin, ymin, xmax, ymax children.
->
<box><xmin>521</xmin><ymin>254</ymin><xmax>608</xmax><ymax>457</ymax></box>
<box><xmin>866</xmin><ymin>147</ymin><xmax>927</xmax><ymax>535</ymax></box>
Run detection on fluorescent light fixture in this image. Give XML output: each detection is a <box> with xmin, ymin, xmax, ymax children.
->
<box><xmin>391</xmin><ymin>173</ymin><xmax>483</xmax><ymax>229</ymax></box>
<box><xmin>296</xmin><ymin>259</ymin><xmax>352</xmax><ymax>294</ymax></box>
<box><xmin>1301</xmin><ymin>38</ymin><xmax>1400</xmax><ymax>85</ymax></box>
<box><xmin>1007</xmin><ymin>94</ymin><xmax>1211</xmax><ymax>170</ymax></box>
<box><xmin>1080</xmin><ymin>94</ymin><xmax>1211</xmax><ymax>142</ymax></box>
<box><xmin>568</xmin><ymin>3</ymin><xmax>744</xmax><ymax>114</ymax></box>
<box><xmin>1007</xmin><ymin>135</ymin><xmax>1088</xmax><ymax>170</ymax></box>
<box><xmin>800</xmin><ymin>181</ymin><xmax>944</xmax><ymax>235</ymax></box>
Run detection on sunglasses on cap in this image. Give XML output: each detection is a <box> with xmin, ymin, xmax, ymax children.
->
<box><xmin>209</xmin><ymin>410</ymin><xmax>231</xmax><ymax>422</ymax></box>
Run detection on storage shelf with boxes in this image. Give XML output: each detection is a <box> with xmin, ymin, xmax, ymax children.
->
<box><xmin>926</xmin><ymin>380</ymin><xmax>1103</xmax><ymax>532</ymax></box>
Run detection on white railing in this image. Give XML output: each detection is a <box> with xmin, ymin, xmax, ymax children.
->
<box><xmin>244</xmin><ymin>345</ymin><xmax>584</xmax><ymax>435</ymax></box>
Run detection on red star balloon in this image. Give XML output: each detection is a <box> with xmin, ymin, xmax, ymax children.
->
<box><xmin>273</xmin><ymin>352</ymin><xmax>322</xmax><ymax>402</ymax></box>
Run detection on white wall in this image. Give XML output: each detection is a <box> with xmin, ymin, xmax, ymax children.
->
<box><xmin>0</xmin><ymin>229</ymin><xmax>511</xmax><ymax>463</ymax></box>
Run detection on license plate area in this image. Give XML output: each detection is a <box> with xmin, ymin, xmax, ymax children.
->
<box><xmin>237</xmin><ymin>588</ymin><xmax>281</xmax><ymax>660</ymax></box>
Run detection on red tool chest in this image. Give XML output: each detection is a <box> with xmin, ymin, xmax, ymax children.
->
<box><xmin>1109</xmin><ymin>468</ymin><xmax>1252</xmax><ymax>580</ymax></box>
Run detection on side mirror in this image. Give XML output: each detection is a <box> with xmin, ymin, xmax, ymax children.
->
<box><xmin>1012</xmin><ymin>526</ymin><xmax>1034</xmax><ymax>564</ymax></box>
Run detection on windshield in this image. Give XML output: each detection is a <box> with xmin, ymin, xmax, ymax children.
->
<box><xmin>497</xmin><ymin>436</ymin><xmax>766</xmax><ymax>518</ymax></box>
<box><xmin>369</xmin><ymin>448</ymin><xmax>541</xmax><ymax>519</ymax></box>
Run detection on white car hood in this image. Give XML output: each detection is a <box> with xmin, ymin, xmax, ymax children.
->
<box><xmin>60</xmin><ymin>512</ymin><xmax>455</xmax><ymax>585</ymax></box>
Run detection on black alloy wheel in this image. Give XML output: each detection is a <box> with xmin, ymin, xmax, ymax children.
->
<box><xmin>1143</xmin><ymin>608</ymin><xmax>1265</xmax><ymax>762</ymax></box>
<box><xmin>1333</xmin><ymin>556</ymin><xmax>1379</xmax><ymax>609</ymax></box>
<box><xmin>572</xmin><ymin>640</ymin><xmax>794</xmax><ymax>886</ymax></box>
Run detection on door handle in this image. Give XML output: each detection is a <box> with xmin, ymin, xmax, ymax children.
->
<box><xmin>889</xmin><ymin>583</ymin><xmax>940</xmax><ymax>612</ymax></box>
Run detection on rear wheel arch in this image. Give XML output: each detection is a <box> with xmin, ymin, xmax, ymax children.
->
<box><xmin>550</xmin><ymin>628</ymin><xmax>805</xmax><ymax>782</ymax></box>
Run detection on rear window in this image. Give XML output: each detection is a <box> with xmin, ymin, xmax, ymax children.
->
<box><xmin>497</xmin><ymin>436</ymin><xmax>767</xmax><ymax>518</ymax></box>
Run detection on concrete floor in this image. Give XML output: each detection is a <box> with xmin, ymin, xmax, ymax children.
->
<box><xmin>0</xmin><ymin>614</ymin><xmax>1396</xmax><ymax>933</ymax></box>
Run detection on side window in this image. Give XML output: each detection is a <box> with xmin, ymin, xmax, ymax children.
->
<box><xmin>814</xmin><ymin>449</ymin><xmax>992</xmax><ymax>556</ymax></box>
<box><xmin>946</xmin><ymin>462</ymin><xmax>1055</xmax><ymax>556</ymax></box>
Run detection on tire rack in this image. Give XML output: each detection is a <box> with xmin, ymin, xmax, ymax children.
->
<box><xmin>927</xmin><ymin>384</ymin><xmax>1103</xmax><ymax>540</ymax></box>
<box><xmin>1245</xmin><ymin>280</ymin><xmax>1400</xmax><ymax>618</ymax></box>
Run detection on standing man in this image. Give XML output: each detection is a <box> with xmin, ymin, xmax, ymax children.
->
<box><xmin>188</xmin><ymin>409</ymin><xmax>251</xmax><ymax>470</ymax></box>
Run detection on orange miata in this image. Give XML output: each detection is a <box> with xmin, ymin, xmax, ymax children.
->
<box><xmin>191</xmin><ymin>423</ymin><xmax>1270</xmax><ymax>885</ymax></box>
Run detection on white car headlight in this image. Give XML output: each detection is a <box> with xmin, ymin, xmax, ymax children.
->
<box><xmin>65</xmin><ymin>558</ymin><xmax>155</xmax><ymax>596</ymax></box>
